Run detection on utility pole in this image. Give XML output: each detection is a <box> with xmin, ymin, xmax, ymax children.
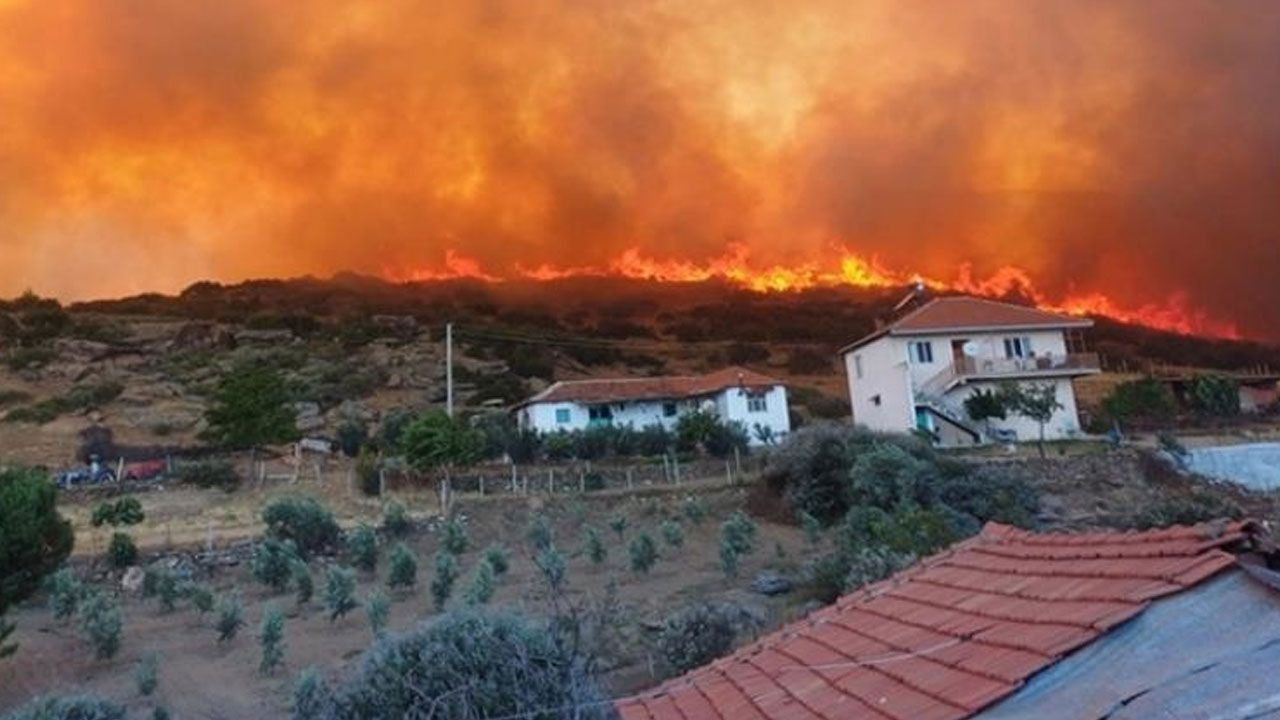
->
<box><xmin>445</xmin><ymin>322</ymin><xmax>454</xmax><ymax>418</ymax></box>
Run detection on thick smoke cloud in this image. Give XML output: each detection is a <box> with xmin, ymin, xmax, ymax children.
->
<box><xmin>0</xmin><ymin>1</ymin><xmax>1277</xmax><ymax>338</ymax></box>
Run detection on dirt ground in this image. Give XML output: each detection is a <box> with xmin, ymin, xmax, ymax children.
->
<box><xmin>0</xmin><ymin>479</ymin><xmax>816</xmax><ymax>719</ymax></box>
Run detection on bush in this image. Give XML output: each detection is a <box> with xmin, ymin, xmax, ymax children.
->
<box><xmin>659</xmin><ymin>520</ymin><xmax>684</xmax><ymax>549</ymax></box>
<box><xmin>430</xmin><ymin>552</ymin><xmax>459</xmax><ymax>611</ymax></box>
<box><xmin>534</xmin><ymin>546</ymin><xmax>567</xmax><ymax>592</ymax></box>
<box><xmin>176</xmin><ymin>460</ymin><xmax>240</xmax><ymax>492</ymax></box>
<box><xmin>657</xmin><ymin>603</ymin><xmax>753</xmax><ymax>676</ymax></box>
<box><xmin>259</xmin><ymin>604</ymin><xmax>286</xmax><ymax>675</ymax></box>
<box><xmin>607</xmin><ymin>512</ymin><xmax>628</xmax><ymax>540</ymax></box>
<box><xmin>252</xmin><ymin>538</ymin><xmax>300</xmax><ymax>593</ymax></box>
<box><xmin>215</xmin><ymin>591</ymin><xmax>245</xmax><ymax>642</ymax></box>
<box><xmin>366</xmin><ymin>590</ymin><xmax>390</xmax><ymax>638</ymax></box>
<box><xmin>636</xmin><ymin>424</ymin><xmax>673</xmax><ymax>456</ymax></box>
<box><xmin>584</xmin><ymin>527</ymin><xmax>607</xmax><ymax>565</ymax></box>
<box><xmin>718</xmin><ymin>512</ymin><xmax>757</xmax><ymax>578</ymax></box>
<box><xmin>106</xmin><ymin>533</ymin><xmax>137</xmax><ymax>569</ymax></box>
<box><xmin>440</xmin><ymin>517</ymin><xmax>468</xmax><ymax>556</ymax></box>
<box><xmin>1188</xmin><ymin>374</ymin><xmax>1240</xmax><ymax>417</ymax></box>
<box><xmin>628</xmin><ymin>533</ymin><xmax>658</xmax><ymax>574</ymax></box>
<box><xmin>292</xmin><ymin>667</ymin><xmax>335</xmax><ymax>720</ymax></box>
<box><xmin>91</xmin><ymin>498</ymin><xmax>145</xmax><ymax>528</ymax></box>
<box><xmin>2</xmin><ymin>695</ymin><xmax>127</xmax><ymax>720</ymax></box>
<box><xmin>335</xmin><ymin>418</ymin><xmax>368</xmax><ymax>458</ymax></box>
<box><xmin>292</xmin><ymin>561</ymin><xmax>314</xmax><ymax>605</ymax></box>
<box><xmin>136</xmin><ymin>651</ymin><xmax>159</xmax><ymax>696</ymax></box>
<box><xmin>1</xmin><ymin>468</ymin><xmax>74</xmax><ymax>613</ymax></box>
<box><xmin>464</xmin><ymin>559</ymin><xmax>497</xmax><ymax>606</ymax></box>
<box><xmin>1129</xmin><ymin>494</ymin><xmax>1243</xmax><ymax>530</ymax></box>
<box><xmin>481</xmin><ymin>544</ymin><xmax>510</xmax><ymax>576</ymax></box>
<box><xmin>1101</xmin><ymin>377</ymin><xmax>1177</xmax><ymax>425</ymax></box>
<box><xmin>78</xmin><ymin>592</ymin><xmax>122</xmax><ymax>659</ymax></box>
<box><xmin>381</xmin><ymin>500</ymin><xmax>410</xmax><ymax>537</ymax></box>
<box><xmin>682</xmin><ymin>496</ymin><xmax>709</xmax><ymax>525</ymax></box>
<box><xmin>263</xmin><ymin>497</ymin><xmax>341</xmax><ymax>557</ymax></box>
<box><xmin>526</xmin><ymin>513</ymin><xmax>554</xmax><ymax>552</ymax></box>
<box><xmin>805</xmin><ymin>545</ymin><xmax>914</xmax><ymax>604</ymax></box>
<box><xmin>387</xmin><ymin>543</ymin><xmax>418</xmax><ymax>591</ymax></box>
<box><xmin>355</xmin><ymin>449</ymin><xmax>381</xmax><ymax>497</ymax></box>
<box><xmin>324</xmin><ymin>566</ymin><xmax>359</xmax><ymax>622</ymax></box>
<box><xmin>46</xmin><ymin>568</ymin><xmax>83</xmax><ymax>621</ymax></box>
<box><xmin>300</xmin><ymin>610</ymin><xmax>611</xmax><ymax>719</ymax></box>
<box><xmin>150</xmin><ymin>566</ymin><xmax>182</xmax><ymax>613</ymax></box>
<box><xmin>185</xmin><ymin>583</ymin><xmax>215</xmax><ymax>615</ymax></box>
<box><xmin>346</xmin><ymin>525</ymin><xmax>378</xmax><ymax>572</ymax></box>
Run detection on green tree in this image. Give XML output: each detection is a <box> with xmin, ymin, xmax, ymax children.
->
<box><xmin>525</xmin><ymin>513</ymin><xmax>554</xmax><ymax>552</ymax></box>
<box><xmin>91</xmin><ymin>497</ymin><xmax>145</xmax><ymax>528</ymax></box>
<box><xmin>1189</xmin><ymin>374</ymin><xmax>1240</xmax><ymax>417</ymax></box>
<box><xmin>136</xmin><ymin>651</ymin><xmax>159</xmax><ymax>696</ymax></box>
<box><xmin>79</xmin><ymin>591</ymin><xmax>123</xmax><ymax>660</ymax></box>
<box><xmin>1101</xmin><ymin>377</ymin><xmax>1176</xmax><ymax>425</ymax></box>
<box><xmin>607</xmin><ymin>512</ymin><xmax>628</xmax><ymax>540</ymax></box>
<box><xmin>252</xmin><ymin>538</ymin><xmax>300</xmax><ymax>592</ymax></box>
<box><xmin>583</xmin><ymin>527</ymin><xmax>607</xmax><ymax>565</ymax></box>
<box><xmin>387</xmin><ymin>543</ymin><xmax>418</xmax><ymax>591</ymax></box>
<box><xmin>262</xmin><ymin>496</ymin><xmax>341</xmax><ymax>557</ymax></box>
<box><xmin>346</xmin><ymin>525</ymin><xmax>378</xmax><ymax>572</ymax></box>
<box><xmin>291</xmin><ymin>560</ymin><xmax>313</xmax><ymax>605</ymax></box>
<box><xmin>400</xmin><ymin>411</ymin><xmax>484</xmax><ymax>479</ymax></box>
<box><xmin>366</xmin><ymin>590</ymin><xmax>390</xmax><ymax>638</ymax></box>
<box><xmin>202</xmin><ymin>363</ymin><xmax>299</xmax><ymax>450</ymax></box>
<box><xmin>440</xmin><ymin>517</ymin><xmax>468</xmax><ymax>555</ymax></box>
<box><xmin>259</xmin><ymin>604</ymin><xmax>286</xmax><ymax>675</ymax></box>
<box><xmin>107</xmin><ymin>532</ymin><xmax>138</xmax><ymax>569</ymax></box>
<box><xmin>292</xmin><ymin>667</ymin><xmax>335</xmax><ymax>720</ymax></box>
<box><xmin>430</xmin><ymin>551</ymin><xmax>459</xmax><ymax>611</ymax></box>
<box><xmin>629</xmin><ymin>533</ymin><xmax>658</xmax><ymax>574</ymax></box>
<box><xmin>215</xmin><ymin>591</ymin><xmax>245</xmax><ymax>642</ymax></box>
<box><xmin>481</xmin><ymin>544</ymin><xmax>510</xmax><ymax>576</ymax></box>
<box><xmin>963</xmin><ymin>388</ymin><xmax>1008</xmax><ymax>424</ymax></box>
<box><xmin>1001</xmin><ymin>382</ymin><xmax>1063</xmax><ymax>458</ymax></box>
<box><xmin>47</xmin><ymin>568</ymin><xmax>84</xmax><ymax>622</ymax></box>
<box><xmin>185</xmin><ymin>583</ymin><xmax>215</xmax><ymax>615</ymax></box>
<box><xmin>1</xmin><ymin>467</ymin><xmax>73</xmax><ymax>658</ymax></box>
<box><xmin>659</xmin><ymin>520</ymin><xmax>684</xmax><ymax>549</ymax></box>
<box><xmin>382</xmin><ymin>500</ymin><xmax>410</xmax><ymax>537</ymax></box>
<box><xmin>463</xmin><ymin>558</ymin><xmax>497</xmax><ymax>606</ymax></box>
<box><xmin>324</xmin><ymin>566</ymin><xmax>359</xmax><ymax>622</ymax></box>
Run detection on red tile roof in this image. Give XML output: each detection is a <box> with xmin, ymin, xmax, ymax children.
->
<box><xmin>616</xmin><ymin>520</ymin><xmax>1256</xmax><ymax>720</ymax></box>
<box><xmin>518</xmin><ymin>366</ymin><xmax>781</xmax><ymax>406</ymax></box>
<box><xmin>840</xmin><ymin>296</ymin><xmax>1092</xmax><ymax>353</ymax></box>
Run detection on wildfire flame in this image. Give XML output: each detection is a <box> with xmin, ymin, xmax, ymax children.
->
<box><xmin>385</xmin><ymin>247</ymin><xmax>1242</xmax><ymax>340</ymax></box>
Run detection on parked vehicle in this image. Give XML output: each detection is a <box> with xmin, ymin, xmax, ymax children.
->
<box><xmin>123</xmin><ymin>459</ymin><xmax>167</xmax><ymax>481</ymax></box>
<box><xmin>57</xmin><ymin>457</ymin><xmax>116</xmax><ymax>489</ymax></box>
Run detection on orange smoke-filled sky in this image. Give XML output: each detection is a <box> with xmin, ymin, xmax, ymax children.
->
<box><xmin>1</xmin><ymin>1</ymin><xmax>1278</xmax><ymax>338</ymax></box>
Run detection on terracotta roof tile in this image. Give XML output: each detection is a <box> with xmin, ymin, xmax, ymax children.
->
<box><xmin>839</xmin><ymin>296</ymin><xmax>1093</xmax><ymax>352</ymax></box>
<box><xmin>517</xmin><ymin>366</ymin><xmax>781</xmax><ymax>406</ymax></box>
<box><xmin>617</xmin><ymin>520</ymin><xmax>1256</xmax><ymax>720</ymax></box>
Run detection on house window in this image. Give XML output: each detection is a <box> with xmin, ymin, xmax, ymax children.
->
<box><xmin>1003</xmin><ymin>336</ymin><xmax>1033</xmax><ymax>359</ymax></box>
<box><xmin>662</xmin><ymin>402</ymin><xmax>678</xmax><ymax>417</ymax></box>
<box><xmin>554</xmin><ymin>408</ymin><xmax>570</xmax><ymax>424</ymax></box>
<box><xmin>746</xmin><ymin>392</ymin><xmax>768</xmax><ymax>413</ymax></box>
<box><xmin>588</xmin><ymin>406</ymin><xmax>613</xmax><ymax>423</ymax></box>
<box><xmin>910</xmin><ymin>341</ymin><xmax>934</xmax><ymax>364</ymax></box>
<box><xmin>854</xmin><ymin>354</ymin><xmax>864</xmax><ymax>379</ymax></box>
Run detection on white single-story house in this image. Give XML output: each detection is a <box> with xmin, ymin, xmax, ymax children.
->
<box><xmin>839</xmin><ymin>296</ymin><xmax>1101</xmax><ymax>447</ymax></box>
<box><xmin>514</xmin><ymin>366</ymin><xmax>790</xmax><ymax>445</ymax></box>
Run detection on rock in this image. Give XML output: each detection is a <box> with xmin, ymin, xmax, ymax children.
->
<box><xmin>121</xmin><ymin>566</ymin><xmax>145</xmax><ymax>593</ymax></box>
<box><xmin>294</xmin><ymin>402</ymin><xmax>321</xmax><ymax>419</ymax></box>
<box><xmin>296</xmin><ymin>415</ymin><xmax>326</xmax><ymax>433</ymax></box>
<box><xmin>386</xmin><ymin>373</ymin><xmax>403</xmax><ymax>389</ymax></box>
<box><xmin>751</xmin><ymin>572</ymin><xmax>793</xmax><ymax>596</ymax></box>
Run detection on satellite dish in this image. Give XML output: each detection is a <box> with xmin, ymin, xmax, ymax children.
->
<box><xmin>962</xmin><ymin>341</ymin><xmax>980</xmax><ymax>357</ymax></box>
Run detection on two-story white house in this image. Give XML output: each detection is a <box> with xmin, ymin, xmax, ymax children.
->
<box><xmin>839</xmin><ymin>296</ymin><xmax>1100</xmax><ymax>447</ymax></box>
<box><xmin>515</xmin><ymin>367</ymin><xmax>790</xmax><ymax>445</ymax></box>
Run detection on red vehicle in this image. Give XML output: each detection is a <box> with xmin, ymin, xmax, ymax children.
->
<box><xmin>123</xmin><ymin>459</ymin><xmax>167</xmax><ymax>481</ymax></box>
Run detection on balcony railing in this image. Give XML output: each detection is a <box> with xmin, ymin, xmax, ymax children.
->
<box><xmin>954</xmin><ymin>352</ymin><xmax>1100</xmax><ymax>378</ymax></box>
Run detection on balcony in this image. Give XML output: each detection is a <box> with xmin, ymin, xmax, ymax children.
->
<box><xmin>954</xmin><ymin>352</ymin><xmax>1101</xmax><ymax>379</ymax></box>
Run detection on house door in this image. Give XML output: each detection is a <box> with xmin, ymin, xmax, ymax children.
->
<box><xmin>951</xmin><ymin>339</ymin><xmax>968</xmax><ymax>372</ymax></box>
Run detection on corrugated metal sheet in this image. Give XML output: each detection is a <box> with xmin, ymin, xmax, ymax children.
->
<box><xmin>976</xmin><ymin>569</ymin><xmax>1280</xmax><ymax>719</ymax></box>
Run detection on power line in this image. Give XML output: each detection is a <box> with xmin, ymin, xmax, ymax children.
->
<box><xmin>451</xmin><ymin>325</ymin><xmax>838</xmax><ymax>351</ymax></box>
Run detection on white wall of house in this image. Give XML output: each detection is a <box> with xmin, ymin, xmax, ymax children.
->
<box><xmin>519</xmin><ymin>385</ymin><xmax>790</xmax><ymax>445</ymax></box>
<box><xmin>844</xmin><ymin>329</ymin><xmax>1087</xmax><ymax>445</ymax></box>
<box><xmin>845</xmin><ymin>337</ymin><xmax>915</xmax><ymax>434</ymax></box>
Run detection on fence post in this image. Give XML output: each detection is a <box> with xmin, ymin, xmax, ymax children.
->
<box><xmin>661</xmin><ymin>455</ymin><xmax>670</xmax><ymax>483</ymax></box>
<box><xmin>734</xmin><ymin>446</ymin><xmax>742</xmax><ymax>478</ymax></box>
<box><xmin>626</xmin><ymin>468</ymin><xmax>633</xmax><ymax>491</ymax></box>
<box><xmin>579</xmin><ymin>470</ymin><xmax>585</xmax><ymax>494</ymax></box>
<box><xmin>510</xmin><ymin>465</ymin><xmax>517</xmax><ymax>493</ymax></box>
<box><xmin>548</xmin><ymin>469</ymin><xmax>554</xmax><ymax>495</ymax></box>
<box><xmin>726</xmin><ymin>457</ymin><xmax>733</xmax><ymax>485</ymax></box>
<box><xmin>479</xmin><ymin>475</ymin><xmax>485</xmax><ymax>496</ymax></box>
<box><xmin>379</xmin><ymin>468</ymin><xmax>386</xmax><ymax>497</ymax></box>
<box><xmin>673</xmin><ymin>454</ymin><xmax>681</xmax><ymax>485</ymax></box>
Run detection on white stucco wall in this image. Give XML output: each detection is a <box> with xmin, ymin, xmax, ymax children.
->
<box><xmin>903</xmin><ymin>330</ymin><xmax>1070</xmax><ymax>388</ymax></box>
<box><xmin>519</xmin><ymin>385</ymin><xmax>790</xmax><ymax>446</ymax></box>
<box><xmin>844</xmin><ymin>336</ymin><xmax>915</xmax><ymax>434</ymax></box>
<box><xmin>947</xmin><ymin>378</ymin><xmax>1083</xmax><ymax>441</ymax></box>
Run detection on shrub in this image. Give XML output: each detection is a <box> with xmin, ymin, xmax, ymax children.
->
<box><xmin>215</xmin><ymin>591</ymin><xmax>245</xmax><ymax>642</ymax></box>
<box><xmin>252</xmin><ymin>538</ymin><xmax>300</xmax><ymax>593</ymax></box>
<box><xmin>430</xmin><ymin>552</ymin><xmax>459</xmax><ymax>611</ymax></box>
<box><xmin>366</xmin><ymin>590</ymin><xmax>390</xmax><ymax>638</ymax></box>
<box><xmin>46</xmin><ymin>568</ymin><xmax>83</xmax><ymax>621</ymax></box>
<box><xmin>202</xmin><ymin>363</ymin><xmax>299</xmax><ymax>449</ymax></box>
<box><xmin>659</xmin><ymin>520</ymin><xmax>684</xmax><ymax>549</ymax></box>
<box><xmin>301</xmin><ymin>610</ymin><xmax>611</xmax><ymax>719</ymax></box>
<box><xmin>346</xmin><ymin>525</ymin><xmax>378</xmax><ymax>572</ymax></box>
<box><xmin>387</xmin><ymin>543</ymin><xmax>418</xmax><ymax>591</ymax></box>
<box><xmin>263</xmin><ymin>496</ymin><xmax>341</xmax><ymax>557</ymax></box>
<box><xmin>526</xmin><ymin>513</ymin><xmax>554</xmax><ymax>552</ymax></box>
<box><xmin>534</xmin><ymin>546</ymin><xmax>567</xmax><ymax>592</ymax></box>
<box><xmin>636</xmin><ymin>424</ymin><xmax>672</xmax><ymax>456</ymax></box>
<box><xmin>382</xmin><ymin>500</ymin><xmax>410</xmax><ymax>537</ymax></box>
<box><xmin>481</xmin><ymin>544</ymin><xmax>510</xmax><ymax>576</ymax></box>
<box><xmin>2</xmin><ymin>695</ymin><xmax>127</xmax><ymax>720</ymax></box>
<box><xmin>721</xmin><ymin>512</ymin><xmax>757</xmax><ymax>556</ymax></box>
<box><xmin>1130</xmin><ymin>494</ymin><xmax>1243</xmax><ymax>530</ymax></box>
<box><xmin>288</xmin><ymin>560</ymin><xmax>313</xmax><ymax>605</ymax></box>
<box><xmin>584</xmin><ymin>527</ymin><xmax>607</xmax><ymax>565</ymax></box>
<box><xmin>628</xmin><ymin>533</ymin><xmax>658</xmax><ymax>574</ymax></box>
<box><xmin>681</xmin><ymin>496</ymin><xmax>709</xmax><ymax>525</ymax></box>
<box><xmin>464</xmin><ymin>559</ymin><xmax>497</xmax><ymax>606</ymax></box>
<box><xmin>805</xmin><ymin>545</ymin><xmax>914</xmax><ymax>604</ymax></box>
<box><xmin>607</xmin><ymin>512</ymin><xmax>628</xmax><ymax>540</ymax></box>
<box><xmin>259</xmin><ymin>604</ymin><xmax>286</xmax><ymax>675</ymax></box>
<box><xmin>657</xmin><ymin>603</ymin><xmax>754</xmax><ymax>676</ymax></box>
<box><xmin>355</xmin><ymin>448</ymin><xmax>380</xmax><ymax>497</ymax></box>
<box><xmin>151</xmin><ymin>566</ymin><xmax>182</xmax><ymax>613</ymax></box>
<box><xmin>336</xmin><ymin>418</ymin><xmax>368</xmax><ymax>458</ymax></box>
<box><xmin>400</xmin><ymin>411</ymin><xmax>484</xmax><ymax>473</ymax></box>
<box><xmin>1</xmin><ymin>467</ymin><xmax>74</xmax><ymax>622</ymax></box>
<box><xmin>799</xmin><ymin>510</ymin><xmax>822</xmax><ymax>546</ymax></box>
<box><xmin>136</xmin><ymin>651</ymin><xmax>159</xmax><ymax>696</ymax></box>
<box><xmin>1101</xmin><ymin>377</ymin><xmax>1177</xmax><ymax>425</ymax></box>
<box><xmin>1188</xmin><ymin>374</ymin><xmax>1240</xmax><ymax>417</ymax></box>
<box><xmin>935</xmin><ymin>466</ymin><xmax>1038</xmax><ymax>529</ymax></box>
<box><xmin>324</xmin><ymin>566</ymin><xmax>359</xmax><ymax>622</ymax></box>
<box><xmin>105</xmin><ymin>532</ymin><xmax>137</xmax><ymax>570</ymax></box>
<box><xmin>185</xmin><ymin>583</ymin><xmax>215</xmax><ymax>615</ymax></box>
<box><xmin>704</xmin><ymin>421</ymin><xmax>750</xmax><ymax>459</ymax></box>
<box><xmin>91</xmin><ymin>498</ymin><xmax>145</xmax><ymax>528</ymax></box>
<box><xmin>440</xmin><ymin>517</ymin><xmax>468</xmax><ymax>555</ymax></box>
<box><xmin>78</xmin><ymin>591</ymin><xmax>122</xmax><ymax>660</ymax></box>
<box><xmin>176</xmin><ymin>460</ymin><xmax>241</xmax><ymax>492</ymax></box>
<box><xmin>292</xmin><ymin>667</ymin><xmax>335</xmax><ymax>720</ymax></box>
